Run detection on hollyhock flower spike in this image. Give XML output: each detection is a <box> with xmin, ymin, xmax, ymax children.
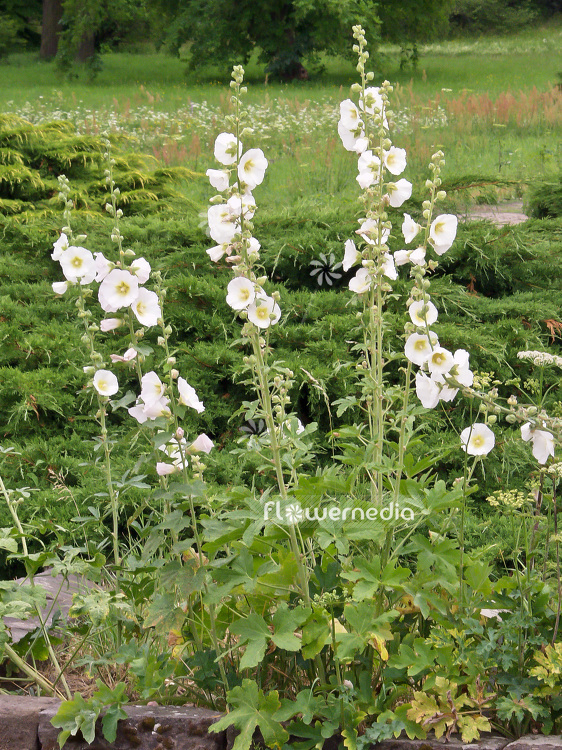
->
<box><xmin>460</xmin><ymin>423</ymin><xmax>495</xmax><ymax>456</ymax></box>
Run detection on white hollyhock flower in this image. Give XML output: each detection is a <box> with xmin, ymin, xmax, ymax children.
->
<box><xmin>360</xmin><ymin>87</ymin><xmax>384</xmax><ymax>116</ymax></box>
<box><xmin>338</xmin><ymin>120</ymin><xmax>364</xmax><ymax>152</ymax></box>
<box><xmin>387</xmin><ymin>179</ymin><xmax>412</xmax><ymax>208</ymax></box>
<box><xmin>59</xmin><ymin>246</ymin><xmax>96</xmax><ymax>284</ymax></box>
<box><xmin>156</xmin><ymin>462</ymin><xmax>179</xmax><ymax>476</ymax></box>
<box><xmin>178</xmin><ymin>377</ymin><xmax>205</xmax><ymax>413</ymax></box>
<box><xmin>402</xmin><ymin>214</ymin><xmax>421</xmax><ymax>244</ymax></box>
<box><xmin>358</xmin><ymin>150</ymin><xmax>381</xmax><ymax>173</ymax></box>
<box><xmin>130</xmin><ymin>257</ymin><xmax>151</xmax><ymax>283</ymax></box>
<box><xmin>51</xmin><ymin>232</ymin><xmax>69</xmax><ymax>261</ymax></box>
<box><xmin>93</xmin><ymin>369</ymin><xmax>119</xmax><ymax>397</ymax></box>
<box><xmin>357</xmin><ymin>170</ymin><xmax>376</xmax><ymax>190</ymax></box>
<box><xmin>409</xmin><ymin>300</ymin><xmax>438</xmax><ymax>327</ymax></box>
<box><xmin>430</xmin><ymin>215</ymin><xmax>458</xmax><ymax>255</ymax></box>
<box><xmin>405</xmin><ymin>331</ymin><xmax>439</xmax><ymax>366</ymax></box>
<box><xmin>93</xmin><ymin>252</ymin><xmax>112</xmax><ymax>283</ymax></box>
<box><xmin>416</xmin><ymin>371</ymin><xmax>441</xmax><ymax>409</ymax></box>
<box><xmin>349</xmin><ymin>267</ymin><xmax>371</xmax><ymax>294</ymax></box>
<box><xmin>99</xmin><ymin>269</ymin><xmax>139</xmax><ymax>313</ymax></box>
<box><xmin>208</xmin><ymin>204</ymin><xmax>237</xmax><ymax>245</ymax></box>
<box><xmin>226</xmin><ymin>277</ymin><xmax>255</xmax><ymax>310</ymax></box>
<box><xmin>189</xmin><ymin>433</ymin><xmax>214</xmax><ymax>454</ymax></box>
<box><xmin>207</xmin><ymin>244</ymin><xmax>228</xmax><ymax>262</ymax></box>
<box><xmin>356</xmin><ymin>219</ymin><xmax>390</xmax><ymax>246</ymax></box>
<box><xmin>460</xmin><ymin>423</ymin><xmax>495</xmax><ymax>456</ymax></box>
<box><xmin>110</xmin><ymin>348</ymin><xmax>137</xmax><ymax>363</ymax></box>
<box><xmin>141</xmin><ymin>371</ymin><xmax>166</xmax><ymax>407</ymax></box>
<box><xmin>238</xmin><ymin>149</ymin><xmax>268</xmax><ymax>189</ymax></box>
<box><xmin>100</xmin><ymin>318</ymin><xmax>123</xmax><ymax>332</ymax></box>
<box><xmin>353</xmin><ymin>137</ymin><xmax>369</xmax><ymax>154</ymax></box>
<box><xmin>339</xmin><ymin>99</ymin><xmax>362</xmax><ymax>131</ymax></box>
<box><xmin>247</xmin><ymin>296</ymin><xmax>280</xmax><ymax>328</ymax></box>
<box><xmin>434</xmin><ymin>374</ymin><xmax>458</xmax><ymax>402</ymax></box>
<box><xmin>206</xmin><ymin>168</ymin><xmax>230</xmax><ymax>192</ymax></box>
<box><xmin>382</xmin><ymin>252</ymin><xmax>397</xmax><ymax>280</ymax></box>
<box><xmin>128</xmin><ymin>396</ymin><xmax>170</xmax><ymax>424</ymax></box>
<box><xmin>343</xmin><ymin>239</ymin><xmax>360</xmax><ymax>272</ymax></box>
<box><xmin>384</xmin><ymin>147</ymin><xmax>407</xmax><ymax>176</ymax></box>
<box><xmin>227</xmin><ymin>193</ymin><xmax>255</xmax><ymax>220</ymax></box>
<box><xmin>521</xmin><ymin>423</ymin><xmax>555</xmax><ymax>464</ymax></box>
<box><xmin>132</xmin><ymin>287</ymin><xmax>161</xmax><ymax>327</ymax></box>
<box><xmin>214</xmin><ymin>132</ymin><xmax>241</xmax><ymax>165</ymax></box>
<box><xmin>395</xmin><ymin>247</ymin><xmax>427</xmax><ymax>267</ymax></box>
<box><xmin>427</xmin><ymin>346</ymin><xmax>455</xmax><ymax>376</ymax></box>
<box><xmin>451</xmin><ymin>349</ymin><xmax>473</xmax><ymax>387</ymax></box>
<box><xmin>52</xmin><ymin>281</ymin><xmax>68</xmax><ymax>295</ymax></box>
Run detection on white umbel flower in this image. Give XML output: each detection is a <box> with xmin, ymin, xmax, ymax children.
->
<box><xmin>93</xmin><ymin>369</ymin><xmax>119</xmax><ymax>397</ymax></box>
<box><xmin>460</xmin><ymin>423</ymin><xmax>495</xmax><ymax>456</ymax></box>
<box><xmin>226</xmin><ymin>277</ymin><xmax>255</xmax><ymax>310</ymax></box>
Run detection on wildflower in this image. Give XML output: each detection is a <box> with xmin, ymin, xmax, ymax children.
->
<box><xmin>404</xmin><ymin>331</ymin><xmax>439</xmax><ymax>366</ymax></box>
<box><xmin>238</xmin><ymin>149</ymin><xmax>268</xmax><ymax>189</ymax></box>
<box><xmin>429</xmin><ymin>214</ymin><xmax>458</xmax><ymax>255</ymax></box>
<box><xmin>93</xmin><ymin>369</ymin><xmax>119</xmax><ymax>397</ymax></box>
<box><xmin>178</xmin><ymin>377</ymin><xmax>205</xmax><ymax>412</ymax></box>
<box><xmin>349</xmin><ymin>267</ymin><xmax>371</xmax><ymax>294</ymax></box>
<box><xmin>521</xmin><ymin>423</ymin><xmax>555</xmax><ymax>464</ymax></box>
<box><xmin>409</xmin><ymin>300</ymin><xmax>438</xmax><ymax>327</ymax></box>
<box><xmin>131</xmin><ymin>287</ymin><xmax>161</xmax><ymax>327</ymax></box>
<box><xmin>110</xmin><ymin>348</ymin><xmax>137</xmax><ymax>363</ymax></box>
<box><xmin>52</xmin><ymin>281</ymin><xmax>68</xmax><ymax>295</ymax></box>
<box><xmin>226</xmin><ymin>277</ymin><xmax>255</xmax><ymax>309</ymax></box>
<box><xmin>214</xmin><ymin>132</ymin><xmax>241</xmax><ymax>165</ymax></box>
<box><xmin>188</xmin><ymin>433</ymin><xmax>214</xmax><ymax>454</ymax></box>
<box><xmin>247</xmin><ymin>295</ymin><xmax>281</xmax><ymax>328</ymax></box>
<box><xmin>387</xmin><ymin>179</ymin><xmax>412</xmax><ymax>208</ymax></box>
<box><xmin>98</xmin><ymin>269</ymin><xmax>139</xmax><ymax>312</ymax></box>
<box><xmin>402</xmin><ymin>214</ymin><xmax>421</xmax><ymax>244</ymax></box>
<box><xmin>460</xmin><ymin>423</ymin><xmax>495</xmax><ymax>456</ymax></box>
<box><xmin>140</xmin><ymin>371</ymin><xmax>166</xmax><ymax>407</ymax></box>
<box><xmin>517</xmin><ymin>350</ymin><xmax>562</xmax><ymax>368</ymax></box>
<box><xmin>59</xmin><ymin>246</ymin><xmax>97</xmax><ymax>285</ymax></box>
<box><xmin>130</xmin><ymin>257</ymin><xmax>151</xmax><ymax>283</ymax></box>
<box><xmin>206</xmin><ymin>168</ymin><xmax>230</xmax><ymax>192</ymax></box>
<box><xmin>384</xmin><ymin>147</ymin><xmax>407</xmax><ymax>176</ymax></box>
<box><xmin>343</xmin><ymin>239</ymin><xmax>360</xmax><ymax>272</ymax></box>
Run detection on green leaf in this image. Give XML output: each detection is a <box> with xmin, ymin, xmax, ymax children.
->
<box><xmin>274</xmin><ymin>690</ymin><xmax>326</xmax><ymax>723</ymax></box>
<box><xmin>271</xmin><ymin>603</ymin><xmax>310</xmax><ymax>652</ymax></box>
<box><xmin>230</xmin><ymin>613</ymin><xmax>270</xmax><ymax>669</ymax></box>
<box><xmin>101</xmin><ymin>705</ymin><xmax>128</xmax><ymax>743</ymax></box>
<box><xmin>209</xmin><ymin>680</ymin><xmax>288</xmax><ymax>750</ymax></box>
<box><xmin>301</xmin><ymin>608</ymin><xmax>331</xmax><ymax>659</ymax></box>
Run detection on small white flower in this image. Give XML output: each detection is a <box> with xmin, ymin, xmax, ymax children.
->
<box><xmin>460</xmin><ymin>423</ymin><xmax>495</xmax><ymax>456</ymax></box>
<box><xmin>238</xmin><ymin>149</ymin><xmax>268</xmax><ymax>189</ymax></box>
<box><xmin>226</xmin><ymin>277</ymin><xmax>255</xmax><ymax>310</ymax></box>
<box><xmin>132</xmin><ymin>287</ymin><xmax>161</xmax><ymax>327</ymax></box>
<box><xmin>343</xmin><ymin>239</ymin><xmax>360</xmax><ymax>272</ymax></box>
<box><xmin>427</xmin><ymin>346</ymin><xmax>454</xmax><ymax>376</ymax></box>
<box><xmin>208</xmin><ymin>204</ymin><xmax>237</xmax><ymax>245</ymax></box>
<box><xmin>247</xmin><ymin>295</ymin><xmax>280</xmax><ymax>329</ymax></box>
<box><xmin>339</xmin><ymin>99</ymin><xmax>361</xmax><ymax>131</ymax></box>
<box><xmin>141</xmin><ymin>371</ymin><xmax>166</xmax><ymax>408</ymax></box>
<box><xmin>100</xmin><ymin>318</ymin><xmax>123</xmax><ymax>332</ymax></box>
<box><xmin>93</xmin><ymin>369</ymin><xmax>119</xmax><ymax>397</ymax></box>
<box><xmin>189</xmin><ymin>433</ymin><xmax>214</xmax><ymax>454</ymax></box>
<box><xmin>59</xmin><ymin>246</ymin><xmax>96</xmax><ymax>285</ymax></box>
<box><xmin>402</xmin><ymin>214</ymin><xmax>421</xmax><ymax>244</ymax></box>
<box><xmin>98</xmin><ymin>269</ymin><xmax>139</xmax><ymax>313</ymax></box>
<box><xmin>214</xmin><ymin>132</ymin><xmax>241</xmax><ymax>165</ymax></box>
<box><xmin>178</xmin><ymin>377</ymin><xmax>205</xmax><ymax>413</ymax></box>
<box><xmin>409</xmin><ymin>300</ymin><xmax>438</xmax><ymax>327</ymax></box>
<box><xmin>51</xmin><ymin>232</ymin><xmax>69</xmax><ymax>261</ymax></box>
<box><xmin>430</xmin><ymin>214</ymin><xmax>458</xmax><ymax>255</ymax></box>
<box><xmin>52</xmin><ymin>281</ymin><xmax>68</xmax><ymax>295</ymax></box>
<box><xmin>384</xmin><ymin>147</ymin><xmax>407</xmax><ymax>176</ymax></box>
<box><xmin>521</xmin><ymin>423</ymin><xmax>555</xmax><ymax>464</ymax></box>
<box><xmin>349</xmin><ymin>267</ymin><xmax>371</xmax><ymax>294</ymax></box>
<box><xmin>387</xmin><ymin>179</ymin><xmax>412</xmax><ymax>208</ymax></box>
<box><xmin>130</xmin><ymin>257</ymin><xmax>151</xmax><ymax>283</ymax></box>
<box><xmin>206</xmin><ymin>168</ymin><xmax>230</xmax><ymax>192</ymax></box>
<box><xmin>404</xmin><ymin>331</ymin><xmax>439</xmax><ymax>366</ymax></box>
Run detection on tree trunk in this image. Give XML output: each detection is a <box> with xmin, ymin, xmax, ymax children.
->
<box><xmin>39</xmin><ymin>0</ymin><xmax>63</xmax><ymax>59</ymax></box>
<box><xmin>75</xmin><ymin>31</ymin><xmax>95</xmax><ymax>61</ymax></box>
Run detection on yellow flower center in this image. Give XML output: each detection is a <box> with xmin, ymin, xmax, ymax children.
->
<box><xmin>472</xmin><ymin>435</ymin><xmax>484</xmax><ymax>448</ymax></box>
<box><xmin>117</xmin><ymin>281</ymin><xmax>130</xmax><ymax>295</ymax></box>
<box><xmin>256</xmin><ymin>305</ymin><xmax>269</xmax><ymax>320</ymax></box>
<box><xmin>71</xmin><ymin>256</ymin><xmax>83</xmax><ymax>268</ymax></box>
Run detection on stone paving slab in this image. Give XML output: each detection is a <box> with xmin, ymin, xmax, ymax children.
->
<box><xmin>0</xmin><ymin>695</ymin><xmax>59</xmax><ymax>750</ymax></box>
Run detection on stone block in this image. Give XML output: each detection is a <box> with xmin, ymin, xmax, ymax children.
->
<box><xmin>0</xmin><ymin>694</ymin><xmax>59</xmax><ymax>750</ymax></box>
<box><xmin>504</xmin><ymin>737</ymin><xmax>562</xmax><ymax>750</ymax></box>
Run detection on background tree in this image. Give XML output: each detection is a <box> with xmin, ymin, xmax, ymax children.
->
<box><xmin>377</xmin><ymin>0</ymin><xmax>453</xmax><ymax>68</ymax></box>
<box><xmin>158</xmin><ymin>0</ymin><xmax>381</xmax><ymax>79</ymax></box>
